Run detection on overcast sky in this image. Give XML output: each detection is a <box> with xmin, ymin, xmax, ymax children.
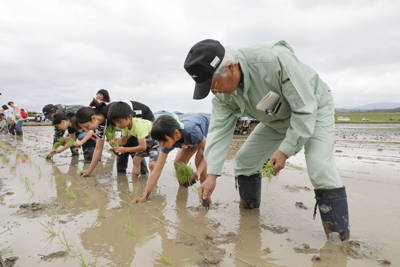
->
<box><xmin>1</xmin><ymin>0</ymin><xmax>399</xmax><ymax>114</ymax></box>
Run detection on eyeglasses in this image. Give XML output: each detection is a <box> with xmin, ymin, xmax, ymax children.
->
<box><xmin>210</xmin><ymin>75</ymin><xmax>219</xmax><ymax>93</ymax></box>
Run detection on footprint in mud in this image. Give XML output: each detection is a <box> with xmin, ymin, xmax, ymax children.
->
<box><xmin>295</xmin><ymin>201</ymin><xmax>308</xmax><ymax>210</ymax></box>
<box><xmin>175</xmin><ymin>232</ymin><xmax>240</xmax><ymax>266</ymax></box>
<box><xmin>341</xmin><ymin>240</ymin><xmax>382</xmax><ymax>260</ymax></box>
<box><xmin>293</xmin><ymin>243</ymin><xmax>320</xmax><ymax>254</ymax></box>
<box><xmin>39</xmin><ymin>251</ymin><xmax>67</xmax><ymax>261</ymax></box>
<box><xmin>0</xmin><ymin>256</ymin><xmax>18</xmax><ymax>267</ymax></box>
<box><xmin>283</xmin><ymin>185</ymin><xmax>312</xmax><ymax>192</ymax></box>
<box><xmin>19</xmin><ymin>202</ymin><xmax>48</xmax><ymax>211</ymax></box>
<box><xmin>260</xmin><ymin>223</ymin><xmax>288</xmax><ymax>234</ymax></box>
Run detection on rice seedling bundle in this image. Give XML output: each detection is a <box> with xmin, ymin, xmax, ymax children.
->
<box><xmin>173</xmin><ymin>162</ymin><xmax>195</xmax><ymax>187</ymax></box>
<box><xmin>261</xmin><ymin>162</ymin><xmax>276</xmax><ymax>181</ymax></box>
<box><xmin>53</xmin><ymin>138</ymin><xmax>66</xmax><ymax>149</ymax></box>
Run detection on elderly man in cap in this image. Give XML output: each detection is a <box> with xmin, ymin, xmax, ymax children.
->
<box><xmin>184</xmin><ymin>39</ymin><xmax>349</xmax><ymax>244</ymax></box>
<box><xmin>42</xmin><ymin>104</ymin><xmax>84</xmax><ymax>158</ymax></box>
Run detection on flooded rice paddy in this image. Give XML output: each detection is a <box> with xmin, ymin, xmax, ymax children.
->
<box><xmin>1</xmin><ymin>123</ymin><xmax>400</xmax><ymax>267</ymax></box>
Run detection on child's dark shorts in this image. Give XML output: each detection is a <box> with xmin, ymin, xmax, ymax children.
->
<box><xmin>135</xmin><ymin>136</ymin><xmax>160</xmax><ymax>162</ymax></box>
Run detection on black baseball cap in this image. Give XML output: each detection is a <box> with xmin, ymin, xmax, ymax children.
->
<box><xmin>42</xmin><ymin>104</ymin><xmax>57</xmax><ymax>120</ymax></box>
<box><xmin>184</xmin><ymin>39</ymin><xmax>225</xmax><ymax>100</ymax></box>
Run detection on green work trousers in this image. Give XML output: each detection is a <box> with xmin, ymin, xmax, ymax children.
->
<box><xmin>234</xmin><ymin>101</ymin><xmax>343</xmax><ymax>189</ymax></box>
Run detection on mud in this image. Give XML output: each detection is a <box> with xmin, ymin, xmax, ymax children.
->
<box><xmin>39</xmin><ymin>251</ymin><xmax>67</xmax><ymax>261</ymax></box>
<box><xmin>0</xmin><ymin>123</ymin><xmax>400</xmax><ymax>266</ymax></box>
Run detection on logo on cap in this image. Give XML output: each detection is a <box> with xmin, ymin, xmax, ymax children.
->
<box><xmin>191</xmin><ymin>74</ymin><xmax>198</xmax><ymax>78</ymax></box>
<box><xmin>210</xmin><ymin>56</ymin><xmax>221</xmax><ymax>68</ymax></box>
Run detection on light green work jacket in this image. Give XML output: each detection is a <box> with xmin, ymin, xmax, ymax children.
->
<box><xmin>205</xmin><ymin>40</ymin><xmax>334</xmax><ymax>176</ymax></box>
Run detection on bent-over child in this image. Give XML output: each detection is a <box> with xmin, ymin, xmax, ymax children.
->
<box><xmin>51</xmin><ymin>112</ymin><xmax>96</xmax><ymax>163</ymax></box>
<box><xmin>137</xmin><ymin>113</ymin><xmax>210</xmax><ymax>202</ymax></box>
<box><xmin>107</xmin><ymin>101</ymin><xmax>160</xmax><ymax>179</ymax></box>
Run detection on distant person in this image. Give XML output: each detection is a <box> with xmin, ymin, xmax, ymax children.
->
<box><xmin>51</xmin><ymin>112</ymin><xmax>97</xmax><ymax>163</ymax></box>
<box><xmin>8</xmin><ymin>101</ymin><xmax>24</xmax><ymax>136</ymax></box>
<box><xmin>96</xmin><ymin>89</ymin><xmax>111</xmax><ymax>103</ymax></box>
<box><xmin>75</xmin><ymin>99</ymin><xmax>155</xmax><ymax>177</ymax></box>
<box><xmin>137</xmin><ymin>114</ymin><xmax>210</xmax><ymax>203</ymax></box>
<box><xmin>108</xmin><ymin>101</ymin><xmax>160</xmax><ymax>179</ymax></box>
<box><xmin>0</xmin><ymin>113</ymin><xmax>8</xmax><ymax>133</ymax></box>
<box><xmin>184</xmin><ymin>39</ymin><xmax>349</xmax><ymax>244</ymax></box>
<box><xmin>42</xmin><ymin>104</ymin><xmax>84</xmax><ymax>158</ymax></box>
<box><xmin>2</xmin><ymin>105</ymin><xmax>11</xmax><ymax>116</ymax></box>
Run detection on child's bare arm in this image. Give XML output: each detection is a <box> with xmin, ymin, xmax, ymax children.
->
<box><xmin>137</xmin><ymin>151</ymin><xmax>168</xmax><ymax>202</ymax></box>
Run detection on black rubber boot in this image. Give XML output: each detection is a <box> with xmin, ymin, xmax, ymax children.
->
<box><xmin>9</xmin><ymin>125</ymin><xmax>15</xmax><ymax>135</ymax></box>
<box><xmin>16</xmin><ymin>130</ymin><xmax>23</xmax><ymax>136</ymax></box>
<box><xmin>83</xmin><ymin>148</ymin><xmax>94</xmax><ymax>163</ymax></box>
<box><xmin>235</xmin><ymin>173</ymin><xmax>262</xmax><ymax>209</ymax></box>
<box><xmin>314</xmin><ymin>186</ymin><xmax>350</xmax><ymax>244</ymax></box>
<box><xmin>117</xmin><ymin>154</ymin><xmax>128</xmax><ymax>173</ymax></box>
<box><xmin>140</xmin><ymin>159</ymin><xmax>149</xmax><ymax>175</ymax></box>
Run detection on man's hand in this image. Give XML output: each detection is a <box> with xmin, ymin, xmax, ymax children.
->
<box><xmin>46</xmin><ymin>152</ymin><xmax>54</xmax><ymax>159</ymax></box>
<box><xmin>198</xmin><ymin>174</ymin><xmax>217</xmax><ymax>204</ymax></box>
<box><xmin>114</xmin><ymin>147</ymin><xmax>126</xmax><ymax>155</ymax></box>
<box><xmin>269</xmin><ymin>150</ymin><xmax>287</xmax><ymax>174</ymax></box>
<box><xmin>80</xmin><ymin>169</ymin><xmax>91</xmax><ymax>177</ymax></box>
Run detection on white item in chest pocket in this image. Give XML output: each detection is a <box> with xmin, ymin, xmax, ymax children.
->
<box><xmin>256</xmin><ymin>91</ymin><xmax>280</xmax><ymax>115</ymax></box>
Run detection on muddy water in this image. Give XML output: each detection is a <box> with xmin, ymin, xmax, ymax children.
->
<box><xmin>0</xmin><ymin>124</ymin><xmax>399</xmax><ymax>267</ymax></box>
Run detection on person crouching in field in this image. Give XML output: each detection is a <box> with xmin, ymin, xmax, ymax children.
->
<box><xmin>107</xmin><ymin>101</ymin><xmax>160</xmax><ymax>180</ymax></box>
<box><xmin>51</xmin><ymin>112</ymin><xmax>96</xmax><ymax>163</ymax></box>
<box><xmin>137</xmin><ymin>113</ymin><xmax>210</xmax><ymax>203</ymax></box>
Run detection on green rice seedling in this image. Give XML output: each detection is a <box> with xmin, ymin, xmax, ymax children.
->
<box><xmin>48</xmin><ymin>172</ymin><xmax>55</xmax><ymax>182</ymax></box>
<box><xmin>173</xmin><ymin>161</ymin><xmax>195</xmax><ymax>187</ymax></box>
<box><xmin>68</xmin><ymin>138</ymin><xmax>76</xmax><ymax>146</ymax></box>
<box><xmin>82</xmin><ymin>199</ymin><xmax>92</xmax><ymax>208</ymax></box>
<box><xmin>191</xmin><ymin>184</ymin><xmax>210</xmax><ymax>210</ymax></box>
<box><xmin>65</xmin><ymin>187</ymin><xmax>77</xmax><ymax>200</ymax></box>
<box><xmin>124</xmin><ymin>193</ymin><xmax>133</xmax><ymax>204</ymax></box>
<box><xmin>48</xmin><ymin>198</ymin><xmax>59</xmax><ymax>220</ymax></box>
<box><xmin>112</xmin><ymin>139</ymin><xmax>119</xmax><ymax>149</ymax></box>
<box><xmin>156</xmin><ymin>252</ymin><xmax>173</xmax><ymax>266</ymax></box>
<box><xmin>94</xmin><ymin>208</ymin><xmax>106</xmax><ymax>218</ymax></box>
<box><xmin>190</xmin><ymin>184</ymin><xmax>202</xmax><ymax>198</ymax></box>
<box><xmin>118</xmin><ymin>210</ymin><xmax>136</xmax><ymax>238</ymax></box>
<box><xmin>76</xmin><ymin>247</ymin><xmax>90</xmax><ymax>267</ymax></box>
<box><xmin>0</xmin><ymin>227</ymin><xmax>10</xmax><ymax>236</ymax></box>
<box><xmin>105</xmin><ymin>125</ymin><xmax>116</xmax><ymax>140</ymax></box>
<box><xmin>134</xmin><ymin>188</ymin><xmax>139</xmax><ymax>204</ymax></box>
<box><xmin>261</xmin><ymin>162</ymin><xmax>276</xmax><ymax>181</ymax></box>
<box><xmin>1</xmin><ymin>154</ymin><xmax>7</xmax><ymax>165</ymax></box>
<box><xmin>0</xmin><ymin>244</ymin><xmax>12</xmax><ymax>259</ymax></box>
<box><xmin>35</xmin><ymin>163</ymin><xmax>42</xmax><ymax>179</ymax></box>
<box><xmin>91</xmin><ymin>175</ymin><xmax>99</xmax><ymax>184</ymax></box>
<box><xmin>58</xmin><ymin>231</ymin><xmax>72</xmax><ymax>251</ymax></box>
<box><xmin>53</xmin><ymin>137</ymin><xmax>66</xmax><ymax>149</ymax></box>
<box><xmin>38</xmin><ymin>221</ymin><xmax>57</xmax><ymax>236</ymax></box>
<box><xmin>75</xmin><ymin>248</ymin><xmax>98</xmax><ymax>267</ymax></box>
<box><xmin>77</xmin><ymin>167</ymin><xmax>82</xmax><ymax>176</ymax></box>
<box><xmin>22</xmin><ymin>177</ymin><xmax>34</xmax><ymax>194</ymax></box>
<box><xmin>27</xmin><ymin>156</ymin><xmax>33</xmax><ymax>166</ymax></box>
